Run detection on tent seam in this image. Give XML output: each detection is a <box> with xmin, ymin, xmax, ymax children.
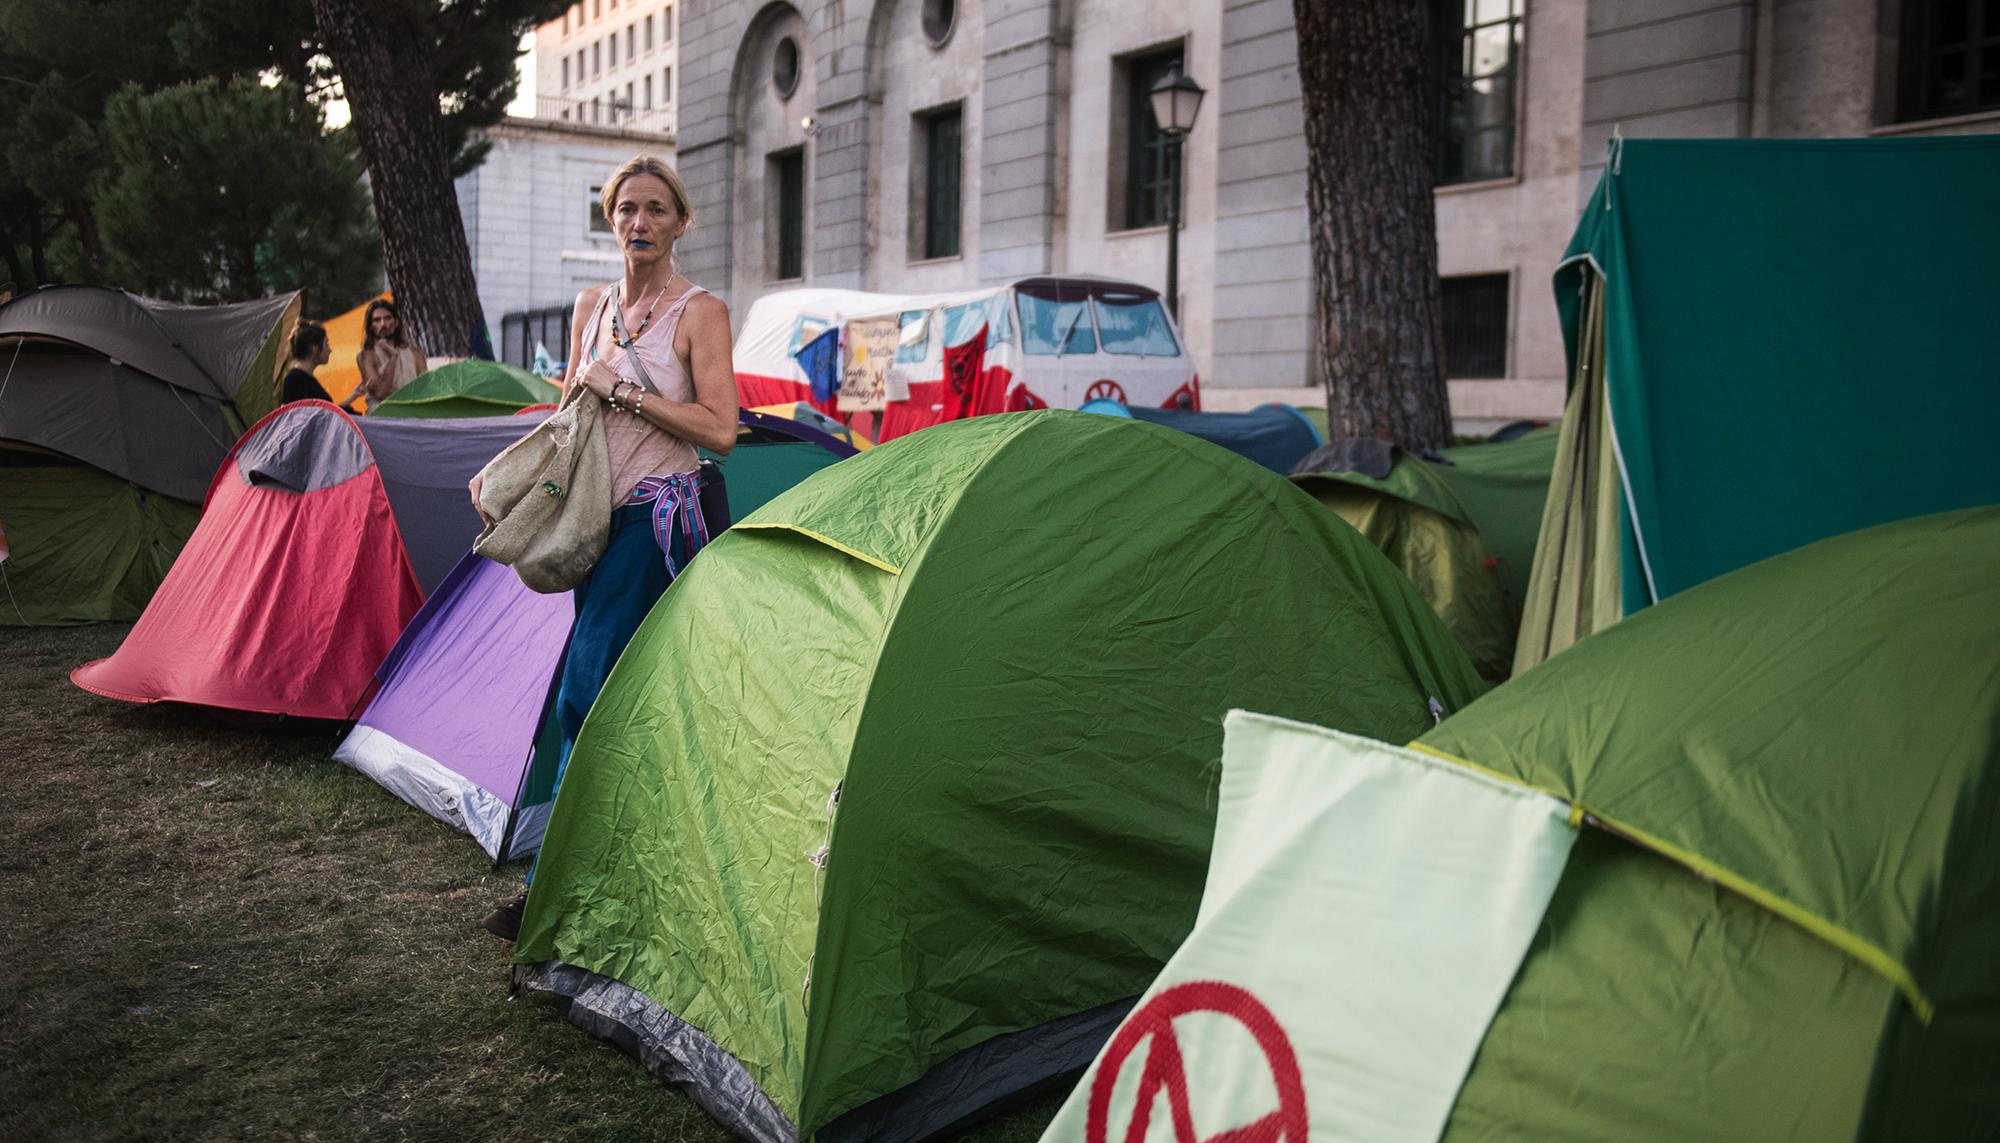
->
<box><xmin>1404</xmin><ymin>741</ymin><xmax>1937</xmax><ymax>1024</ymax></box>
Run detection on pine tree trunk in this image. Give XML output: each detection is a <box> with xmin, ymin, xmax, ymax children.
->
<box><xmin>1291</xmin><ymin>0</ymin><xmax>1453</xmax><ymax>450</ymax></box>
<box><xmin>311</xmin><ymin>0</ymin><xmax>483</xmax><ymax>355</ymax></box>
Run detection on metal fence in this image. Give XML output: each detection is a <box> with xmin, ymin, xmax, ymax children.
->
<box><xmin>533</xmin><ymin>94</ymin><xmax>674</xmax><ymax>136</ymax></box>
<box><xmin>500</xmin><ymin>304</ymin><xmax>573</xmax><ymax>374</ymax></box>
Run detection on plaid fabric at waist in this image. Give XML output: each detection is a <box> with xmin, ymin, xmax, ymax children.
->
<box><xmin>624</xmin><ymin>469</ymin><xmax>712</xmax><ymax>578</ymax></box>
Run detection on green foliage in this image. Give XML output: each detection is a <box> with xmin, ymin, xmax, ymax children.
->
<box><xmin>0</xmin><ymin>0</ymin><xmax>564</xmax><ymax>296</ymax></box>
<box><xmin>94</xmin><ymin>78</ymin><xmax>381</xmax><ymax>310</ymax></box>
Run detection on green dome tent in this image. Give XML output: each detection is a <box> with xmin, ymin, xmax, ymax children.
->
<box><xmin>1293</xmin><ymin>454</ymin><xmax>1513</xmax><ymax>680</ymax></box>
<box><xmin>368</xmin><ymin>359</ymin><xmax>555</xmax><ymax>418</ymax></box>
<box><xmin>1426</xmin><ymin>505</ymin><xmax>2000</xmax><ymax>1140</ymax></box>
<box><xmin>513</xmin><ymin>410</ymin><xmax>1486</xmax><ymax>1140</ymax></box>
<box><xmin>0</xmin><ymin>286</ymin><xmax>298</xmax><ymax>624</ymax></box>
<box><xmin>1043</xmin><ymin>506</ymin><xmax>2000</xmax><ymax>1142</ymax></box>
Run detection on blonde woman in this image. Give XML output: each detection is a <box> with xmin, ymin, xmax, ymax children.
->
<box><xmin>477</xmin><ymin>154</ymin><xmax>739</xmax><ymax>939</ymax></box>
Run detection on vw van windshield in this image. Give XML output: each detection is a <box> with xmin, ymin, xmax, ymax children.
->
<box><xmin>1019</xmin><ymin>294</ymin><xmax>1097</xmax><ymax>356</ymax></box>
<box><xmin>1093</xmin><ymin>293</ymin><xmax>1180</xmax><ymax>357</ymax></box>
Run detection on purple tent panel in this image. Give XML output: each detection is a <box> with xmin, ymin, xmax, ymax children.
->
<box><xmin>334</xmin><ymin>550</ymin><xmax>571</xmax><ymax>858</ymax></box>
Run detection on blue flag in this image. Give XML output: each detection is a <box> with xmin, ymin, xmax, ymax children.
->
<box><xmin>795</xmin><ymin>326</ymin><xmax>841</xmax><ymax>403</ymax></box>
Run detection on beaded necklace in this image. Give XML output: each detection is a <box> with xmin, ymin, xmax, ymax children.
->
<box><xmin>612</xmin><ymin>276</ymin><xmax>676</xmax><ymax>348</ymax></box>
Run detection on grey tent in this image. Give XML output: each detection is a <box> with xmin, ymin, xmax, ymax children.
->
<box><xmin>0</xmin><ymin>286</ymin><xmax>299</xmax><ymax>624</ymax></box>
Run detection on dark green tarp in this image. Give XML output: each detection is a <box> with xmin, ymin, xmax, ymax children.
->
<box><xmin>1424</xmin><ymin>507</ymin><xmax>2000</xmax><ymax>1140</ymax></box>
<box><xmin>0</xmin><ymin>463</ymin><xmax>200</xmax><ymax>625</ymax></box>
<box><xmin>515</xmin><ymin>410</ymin><xmax>1486</xmax><ymax>1138</ymax></box>
<box><xmin>1519</xmin><ymin>137</ymin><xmax>2000</xmax><ymax>670</ymax></box>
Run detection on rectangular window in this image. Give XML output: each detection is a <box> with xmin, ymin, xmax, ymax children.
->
<box><xmin>1122</xmin><ymin>47</ymin><xmax>1185</xmax><ymax>230</ymax></box>
<box><xmin>664</xmin><ymin>5</ymin><xmax>674</xmax><ymax>41</ymax></box>
<box><xmin>772</xmin><ymin>149</ymin><xmax>805</xmax><ymax>281</ymax></box>
<box><xmin>1433</xmin><ymin>0</ymin><xmax>1522</xmax><ymax>185</ymax></box>
<box><xmin>608</xmin><ymin>34</ymin><xmax>617</xmax><ymax>67</ymax></box>
<box><xmin>593</xmin><ymin>42</ymin><xmax>601</xmax><ymax>76</ymax></box>
<box><xmin>1440</xmin><ymin>273</ymin><xmax>1509</xmax><ymax>378</ymax></box>
<box><xmin>593</xmin><ymin>0</ymin><xmax>600</xmax><ymax>19</ymax></box>
<box><xmin>588</xmin><ymin>185</ymin><xmax>611</xmax><ymax>234</ymax></box>
<box><xmin>1898</xmin><ymin>0</ymin><xmax>2000</xmax><ymax>120</ymax></box>
<box><xmin>624</xmin><ymin>82</ymin><xmax>634</xmax><ymax>117</ymax></box>
<box><xmin>644</xmin><ymin>74</ymin><xmax>653</xmax><ymax>109</ymax></box>
<box><xmin>663</xmin><ymin>66</ymin><xmax>673</xmax><ymax>103</ymax></box>
<box><xmin>646</xmin><ymin>14</ymin><xmax>654</xmax><ymax>51</ymax></box>
<box><xmin>577</xmin><ymin>49</ymin><xmax>585</xmax><ymax>81</ymax></box>
<box><xmin>562</xmin><ymin>57</ymin><xmax>570</xmax><ymax>89</ymax></box>
<box><xmin>626</xmin><ymin>25</ymin><xmax>635</xmax><ymax>59</ymax></box>
<box><xmin>562</xmin><ymin>9</ymin><xmax>569</xmax><ymax>34</ymax></box>
<box><xmin>919</xmin><ymin>106</ymin><xmax>963</xmax><ymax>260</ymax></box>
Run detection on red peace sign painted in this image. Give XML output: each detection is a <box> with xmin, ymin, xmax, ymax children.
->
<box><xmin>1085</xmin><ymin>981</ymin><xmax>1308</xmax><ymax>1143</ymax></box>
<box><xmin>1085</xmin><ymin>379</ymin><xmax>1129</xmax><ymax>403</ymax></box>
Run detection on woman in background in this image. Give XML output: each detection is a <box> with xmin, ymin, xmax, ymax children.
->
<box><xmin>355</xmin><ymin>299</ymin><xmax>425</xmax><ymax>412</ymax></box>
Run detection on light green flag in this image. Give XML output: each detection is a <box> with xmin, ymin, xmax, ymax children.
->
<box><xmin>1041</xmin><ymin>711</ymin><xmax>1575</xmax><ymax>1143</ymax></box>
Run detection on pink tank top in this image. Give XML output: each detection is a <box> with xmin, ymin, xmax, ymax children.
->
<box><xmin>582</xmin><ymin>283</ymin><xmax>707</xmax><ymax>504</ymax></box>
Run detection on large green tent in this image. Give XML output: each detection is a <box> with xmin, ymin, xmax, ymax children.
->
<box><xmin>1432</xmin><ymin>506</ymin><xmax>2000</xmax><ymax>1139</ymax></box>
<box><xmin>514</xmin><ymin>410</ymin><xmax>1486</xmax><ymax>1140</ymax></box>
<box><xmin>1518</xmin><ymin>137</ymin><xmax>2000</xmax><ymax>673</ymax></box>
<box><xmin>367</xmin><ymin>359</ymin><xmax>556</xmax><ymax>418</ymax></box>
<box><xmin>1043</xmin><ymin>507</ymin><xmax>2000</xmax><ymax>1142</ymax></box>
<box><xmin>0</xmin><ymin>286</ymin><xmax>298</xmax><ymax>624</ymax></box>
<box><xmin>1433</xmin><ymin>426</ymin><xmax>1555</xmax><ymax>620</ymax></box>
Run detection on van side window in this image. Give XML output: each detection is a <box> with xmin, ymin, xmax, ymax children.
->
<box><xmin>1093</xmin><ymin>293</ymin><xmax>1179</xmax><ymax>357</ymax></box>
<box><xmin>790</xmin><ymin>314</ymin><xmax>829</xmax><ymax>352</ymax></box>
<box><xmin>896</xmin><ymin>310</ymin><xmax>931</xmax><ymax>363</ymax></box>
<box><xmin>1019</xmin><ymin>294</ymin><xmax>1097</xmax><ymax>356</ymax></box>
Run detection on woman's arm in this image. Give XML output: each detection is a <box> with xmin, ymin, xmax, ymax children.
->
<box><xmin>605</xmin><ymin>293</ymin><xmax>739</xmax><ymax>454</ymax></box>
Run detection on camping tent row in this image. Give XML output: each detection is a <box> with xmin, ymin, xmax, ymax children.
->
<box><xmin>508</xmin><ymin>411</ymin><xmax>1488</xmax><ymax>1141</ymax></box>
<box><xmin>0</xmin><ymin>286</ymin><xmax>298</xmax><ymax>624</ymax></box>
<box><xmin>1042</xmin><ymin>506</ymin><xmax>2000</xmax><ymax>1142</ymax></box>
<box><xmin>733</xmin><ymin>276</ymin><xmax>1200</xmax><ymax>443</ymax></box>
<box><xmin>333</xmin><ymin>409</ymin><xmax>859</xmax><ymax>860</ymax></box>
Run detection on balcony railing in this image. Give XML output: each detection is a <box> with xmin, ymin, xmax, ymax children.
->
<box><xmin>530</xmin><ymin>94</ymin><xmax>674</xmax><ymax>137</ymax></box>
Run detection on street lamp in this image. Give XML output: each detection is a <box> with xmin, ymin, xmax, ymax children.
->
<box><xmin>1149</xmin><ymin>68</ymin><xmax>1204</xmax><ymax>321</ymax></box>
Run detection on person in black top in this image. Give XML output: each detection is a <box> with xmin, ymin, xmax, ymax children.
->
<box><xmin>280</xmin><ymin>321</ymin><xmax>335</xmax><ymax>405</ymax></box>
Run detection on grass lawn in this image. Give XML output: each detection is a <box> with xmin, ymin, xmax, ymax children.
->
<box><xmin>0</xmin><ymin>623</ymin><xmax>1061</xmax><ymax>1141</ymax></box>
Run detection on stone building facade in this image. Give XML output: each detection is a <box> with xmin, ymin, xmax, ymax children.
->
<box><xmin>599</xmin><ymin>0</ymin><xmax>2000</xmax><ymax>421</ymax></box>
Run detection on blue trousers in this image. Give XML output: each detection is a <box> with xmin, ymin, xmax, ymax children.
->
<box><xmin>525</xmin><ymin>501</ymin><xmax>693</xmax><ymax>882</ymax></box>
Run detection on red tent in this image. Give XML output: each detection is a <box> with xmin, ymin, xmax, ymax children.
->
<box><xmin>70</xmin><ymin>401</ymin><xmax>493</xmax><ymax>719</ymax></box>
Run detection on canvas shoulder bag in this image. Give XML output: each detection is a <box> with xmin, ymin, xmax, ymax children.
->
<box><xmin>471</xmin><ymin>373</ymin><xmax>611</xmax><ymax>593</ymax></box>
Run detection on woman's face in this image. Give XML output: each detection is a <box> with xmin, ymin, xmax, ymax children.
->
<box><xmin>369</xmin><ymin>308</ymin><xmax>400</xmax><ymax>340</ymax></box>
<box><xmin>611</xmin><ymin>174</ymin><xmax>685</xmax><ymax>270</ymax></box>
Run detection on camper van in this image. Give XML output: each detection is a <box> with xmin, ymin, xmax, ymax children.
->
<box><xmin>734</xmin><ymin>275</ymin><xmax>1198</xmax><ymax>440</ymax></box>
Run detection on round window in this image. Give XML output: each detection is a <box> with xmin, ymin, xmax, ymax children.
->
<box><xmin>773</xmin><ymin>36</ymin><xmax>801</xmax><ymax>98</ymax></box>
<box><xmin>921</xmin><ymin>0</ymin><xmax>955</xmax><ymax>47</ymax></box>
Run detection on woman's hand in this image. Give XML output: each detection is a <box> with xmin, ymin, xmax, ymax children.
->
<box><xmin>574</xmin><ymin>360</ymin><xmax>621</xmax><ymax>402</ymax></box>
<box><xmin>469</xmin><ymin>474</ymin><xmax>487</xmax><ymax>522</ymax></box>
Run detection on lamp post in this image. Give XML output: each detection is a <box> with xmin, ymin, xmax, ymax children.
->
<box><xmin>1149</xmin><ymin>68</ymin><xmax>1205</xmax><ymax>321</ymax></box>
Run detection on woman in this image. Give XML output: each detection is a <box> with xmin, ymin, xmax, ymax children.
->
<box><xmin>279</xmin><ymin>320</ymin><xmax>334</xmax><ymax>404</ymax></box>
<box><xmin>355</xmin><ymin>299</ymin><xmax>426</xmax><ymax>412</ymax></box>
<box><xmin>476</xmin><ymin>155</ymin><xmax>739</xmax><ymax>938</ymax></box>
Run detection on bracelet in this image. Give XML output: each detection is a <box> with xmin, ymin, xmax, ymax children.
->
<box><xmin>608</xmin><ymin>379</ymin><xmax>635</xmax><ymax>413</ymax></box>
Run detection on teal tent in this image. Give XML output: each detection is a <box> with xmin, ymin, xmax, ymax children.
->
<box><xmin>514</xmin><ymin>411</ymin><xmax>1485</xmax><ymax>1140</ymax></box>
<box><xmin>1518</xmin><ymin>137</ymin><xmax>2000</xmax><ymax>671</ymax></box>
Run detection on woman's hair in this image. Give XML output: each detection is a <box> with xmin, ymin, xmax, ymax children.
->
<box><xmin>362</xmin><ymin>299</ymin><xmax>409</xmax><ymax>352</ymax></box>
<box><xmin>290</xmin><ymin>320</ymin><xmax>328</xmax><ymax>360</ymax></box>
<box><xmin>599</xmin><ymin>154</ymin><xmax>696</xmax><ymax>235</ymax></box>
